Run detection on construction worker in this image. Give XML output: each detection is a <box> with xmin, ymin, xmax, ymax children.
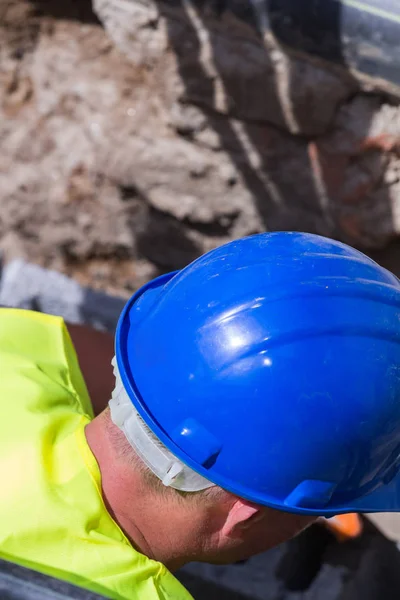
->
<box><xmin>1</xmin><ymin>231</ymin><xmax>400</xmax><ymax>600</ymax></box>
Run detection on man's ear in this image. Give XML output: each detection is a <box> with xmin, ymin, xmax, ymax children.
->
<box><xmin>221</xmin><ymin>499</ymin><xmax>263</xmax><ymax>538</ymax></box>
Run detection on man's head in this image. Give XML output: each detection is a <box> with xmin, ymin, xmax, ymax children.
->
<box><xmin>83</xmin><ymin>231</ymin><xmax>400</xmax><ymax>571</ymax></box>
<box><xmin>86</xmin><ymin>408</ymin><xmax>315</xmax><ymax>571</ymax></box>
<box><xmin>113</xmin><ymin>232</ymin><xmax>400</xmax><ymax>523</ymax></box>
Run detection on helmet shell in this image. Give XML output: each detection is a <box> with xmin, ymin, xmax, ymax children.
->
<box><xmin>116</xmin><ymin>232</ymin><xmax>400</xmax><ymax>515</ymax></box>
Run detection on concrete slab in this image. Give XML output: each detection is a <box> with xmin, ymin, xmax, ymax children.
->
<box><xmin>365</xmin><ymin>513</ymin><xmax>400</xmax><ymax>542</ymax></box>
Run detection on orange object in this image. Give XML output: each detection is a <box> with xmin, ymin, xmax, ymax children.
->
<box><xmin>320</xmin><ymin>514</ymin><xmax>363</xmax><ymax>542</ymax></box>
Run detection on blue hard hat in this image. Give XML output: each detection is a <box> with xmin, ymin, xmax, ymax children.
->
<box><xmin>116</xmin><ymin>232</ymin><xmax>400</xmax><ymax>516</ymax></box>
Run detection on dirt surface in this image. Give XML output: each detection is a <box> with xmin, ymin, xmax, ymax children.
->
<box><xmin>2</xmin><ymin>0</ymin><xmax>400</xmax><ymax>296</ymax></box>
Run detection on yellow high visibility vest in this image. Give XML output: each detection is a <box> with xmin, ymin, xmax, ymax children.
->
<box><xmin>0</xmin><ymin>309</ymin><xmax>193</xmax><ymax>600</ymax></box>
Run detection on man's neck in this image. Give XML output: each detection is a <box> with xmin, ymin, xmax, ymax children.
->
<box><xmin>84</xmin><ymin>413</ymin><xmax>190</xmax><ymax>571</ymax></box>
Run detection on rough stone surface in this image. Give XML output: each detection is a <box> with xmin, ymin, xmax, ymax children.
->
<box><xmin>2</xmin><ymin>0</ymin><xmax>400</xmax><ymax>296</ymax></box>
<box><xmin>93</xmin><ymin>0</ymin><xmax>356</xmax><ymax>135</ymax></box>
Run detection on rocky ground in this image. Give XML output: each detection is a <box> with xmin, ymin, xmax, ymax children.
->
<box><xmin>2</xmin><ymin>0</ymin><xmax>400</xmax><ymax>297</ymax></box>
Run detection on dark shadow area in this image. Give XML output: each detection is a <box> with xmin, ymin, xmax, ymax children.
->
<box><xmin>116</xmin><ymin>181</ymin><xmax>202</xmax><ymax>274</ymax></box>
<box><xmin>151</xmin><ymin>0</ymin><xmax>394</xmax><ymax>267</ymax></box>
<box><xmin>369</xmin><ymin>239</ymin><xmax>400</xmax><ymax>278</ymax></box>
<box><xmin>153</xmin><ymin>0</ymin><xmax>292</xmax><ymax>230</ymax></box>
<box><xmin>135</xmin><ymin>206</ymin><xmax>204</xmax><ymax>271</ymax></box>
<box><xmin>325</xmin><ymin>518</ymin><xmax>400</xmax><ymax>600</ymax></box>
<box><xmin>177</xmin><ymin>571</ymin><xmax>256</xmax><ymax>600</ymax></box>
<box><xmin>266</xmin><ymin>0</ymin><xmax>348</xmax><ymax>64</ymax></box>
<box><xmin>276</xmin><ymin>517</ymin><xmax>400</xmax><ymax>599</ymax></box>
<box><xmin>30</xmin><ymin>0</ymin><xmax>101</xmax><ymax>25</ymax></box>
<box><xmin>0</xmin><ymin>557</ymin><xmax>108</xmax><ymax>600</ymax></box>
<box><xmin>267</xmin><ymin>0</ymin><xmax>400</xmax><ymax>87</ymax></box>
<box><xmin>76</xmin><ymin>287</ymin><xmax>126</xmax><ymax>332</ymax></box>
<box><xmin>178</xmin><ymin>519</ymin><xmax>400</xmax><ymax>600</ymax></box>
<box><xmin>276</xmin><ymin>522</ymin><xmax>336</xmax><ymax>591</ymax></box>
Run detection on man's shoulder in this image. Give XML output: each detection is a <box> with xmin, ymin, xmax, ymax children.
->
<box><xmin>0</xmin><ymin>309</ymin><xmax>193</xmax><ymax>600</ymax></box>
<box><xmin>0</xmin><ymin>308</ymin><xmax>93</xmax><ymax>421</ymax></box>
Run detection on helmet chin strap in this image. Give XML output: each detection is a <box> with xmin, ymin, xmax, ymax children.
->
<box><xmin>109</xmin><ymin>358</ymin><xmax>215</xmax><ymax>493</ymax></box>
